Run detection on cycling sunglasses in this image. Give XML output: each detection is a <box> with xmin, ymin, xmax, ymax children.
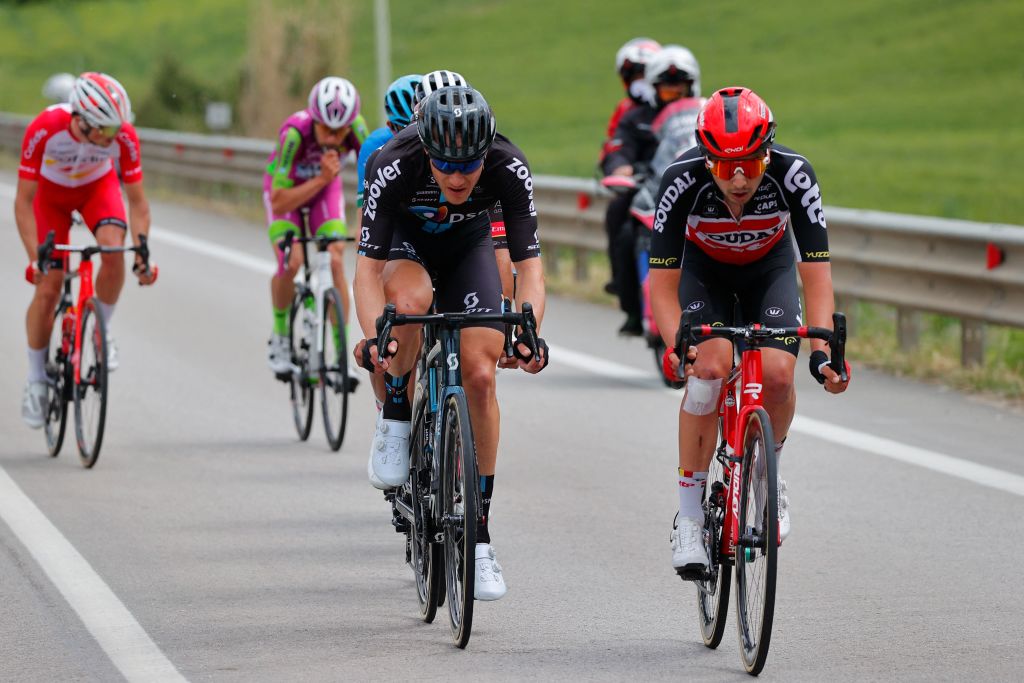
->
<box><xmin>81</xmin><ymin>119</ymin><xmax>121</xmax><ymax>139</ymax></box>
<box><xmin>430</xmin><ymin>157</ymin><xmax>484</xmax><ymax>175</ymax></box>
<box><xmin>705</xmin><ymin>152</ymin><xmax>769</xmax><ymax>180</ymax></box>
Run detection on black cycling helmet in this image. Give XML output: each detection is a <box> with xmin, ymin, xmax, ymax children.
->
<box><xmin>416</xmin><ymin>86</ymin><xmax>496</xmax><ymax>162</ymax></box>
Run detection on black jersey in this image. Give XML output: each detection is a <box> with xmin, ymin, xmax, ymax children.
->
<box><xmin>649</xmin><ymin>144</ymin><xmax>830</xmax><ymax>268</ymax></box>
<box><xmin>358</xmin><ymin>126</ymin><xmax>540</xmax><ymax>262</ymax></box>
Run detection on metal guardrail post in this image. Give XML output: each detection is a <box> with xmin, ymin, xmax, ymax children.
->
<box><xmin>962</xmin><ymin>319</ymin><xmax>986</xmax><ymax>367</ymax></box>
<box><xmin>897</xmin><ymin>308</ymin><xmax>921</xmax><ymax>352</ymax></box>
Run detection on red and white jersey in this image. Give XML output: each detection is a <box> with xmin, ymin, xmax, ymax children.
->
<box><xmin>18</xmin><ymin>104</ymin><xmax>143</xmax><ymax>188</ymax></box>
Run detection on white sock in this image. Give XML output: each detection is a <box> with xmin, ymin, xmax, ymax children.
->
<box><xmin>678</xmin><ymin>469</ymin><xmax>707</xmax><ymax>522</ymax></box>
<box><xmin>27</xmin><ymin>347</ymin><xmax>48</xmax><ymax>383</ymax></box>
<box><xmin>97</xmin><ymin>300</ymin><xmax>116</xmax><ymax>330</ymax></box>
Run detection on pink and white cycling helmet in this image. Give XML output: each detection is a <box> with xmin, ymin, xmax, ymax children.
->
<box><xmin>307</xmin><ymin>77</ymin><xmax>360</xmax><ymax>128</ymax></box>
<box><xmin>69</xmin><ymin>72</ymin><xmax>132</xmax><ymax>128</ymax></box>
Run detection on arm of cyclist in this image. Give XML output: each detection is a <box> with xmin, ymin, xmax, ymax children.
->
<box><xmin>14</xmin><ymin>178</ymin><xmax>41</xmax><ymax>282</ymax></box>
<box><xmin>798</xmin><ymin>261</ymin><xmax>850</xmax><ymax>394</ymax></box>
<box><xmin>352</xmin><ymin>254</ymin><xmax>397</xmax><ymax>373</ymax></box>
<box><xmin>123</xmin><ymin>181</ymin><xmax>157</xmax><ymax>285</ymax></box>
<box><xmin>509</xmin><ymin>257</ymin><xmax>548</xmax><ymax>373</ymax></box>
<box><xmin>270</xmin><ymin>150</ymin><xmax>340</xmax><ymax>215</ymax></box>
<box><xmin>650</xmin><ymin>268</ymin><xmax>695</xmax><ymax>381</ymax></box>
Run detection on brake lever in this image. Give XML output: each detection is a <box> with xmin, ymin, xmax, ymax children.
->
<box><xmin>829</xmin><ymin>312</ymin><xmax>849</xmax><ymax>382</ymax></box>
<box><xmin>519</xmin><ymin>302</ymin><xmax>540</xmax><ymax>359</ymax></box>
<box><xmin>674</xmin><ymin>309</ymin><xmax>695</xmax><ymax>384</ymax></box>
<box><xmin>375</xmin><ymin>303</ymin><xmax>398</xmax><ymax>365</ymax></box>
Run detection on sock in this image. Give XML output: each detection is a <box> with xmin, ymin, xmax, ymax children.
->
<box><xmin>477</xmin><ymin>475</ymin><xmax>495</xmax><ymax>544</ymax></box>
<box><xmin>27</xmin><ymin>346</ymin><xmax>48</xmax><ymax>383</ymax></box>
<box><xmin>272</xmin><ymin>306</ymin><xmax>289</xmax><ymax>337</ymax></box>
<box><xmin>775</xmin><ymin>437</ymin><xmax>786</xmax><ymax>475</ymax></box>
<box><xmin>374</xmin><ymin>399</ymin><xmax>383</xmax><ymax>413</ymax></box>
<box><xmin>678</xmin><ymin>469</ymin><xmax>707</xmax><ymax>522</ymax></box>
<box><xmin>97</xmin><ymin>300</ymin><xmax>116</xmax><ymax>327</ymax></box>
<box><xmin>382</xmin><ymin>371</ymin><xmax>411</xmax><ymax>421</ymax></box>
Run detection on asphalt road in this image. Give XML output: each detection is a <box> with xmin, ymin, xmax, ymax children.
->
<box><xmin>1</xmin><ymin>176</ymin><xmax>1022</xmax><ymax>682</ymax></box>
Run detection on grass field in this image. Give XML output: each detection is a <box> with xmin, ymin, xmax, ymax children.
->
<box><xmin>1</xmin><ymin>0</ymin><xmax>1021</xmax><ymax>223</ymax></box>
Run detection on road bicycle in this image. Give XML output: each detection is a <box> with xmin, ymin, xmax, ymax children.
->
<box><xmin>376</xmin><ymin>300</ymin><xmax>540</xmax><ymax>648</ymax></box>
<box><xmin>274</xmin><ymin>228</ymin><xmax>356</xmax><ymax>451</ymax></box>
<box><xmin>674</xmin><ymin>309</ymin><xmax>847</xmax><ymax>675</ymax></box>
<box><xmin>38</xmin><ymin>230</ymin><xmax>154</xmax><ymax>468</ymax></box>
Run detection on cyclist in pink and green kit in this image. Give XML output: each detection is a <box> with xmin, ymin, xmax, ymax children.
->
<box><xmin>265</xmin><ymin>76</ymin><xmax>369</xmax><ymax>374</ymax></box>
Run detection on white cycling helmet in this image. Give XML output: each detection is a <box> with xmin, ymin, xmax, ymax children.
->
<box><xmin>415</xmin><ymin>70</ymin><xmax>468</xmax><ymax>101</ymax></box>
<box><xmin>42</xmin><ymin>73</ymin><xmax>76</xmax><ymax>104</ymax></box>
<box><xmin>645</xmin><ymin>44</ymin><xmax>701</xmax><ymax>97</ymax></box>
<box><xmin>69</xmin><ymin>72</ymin><xmax>132</xmax><ymax>127</ymax></box>
<box><xmin>615</xmin><ymin>37</ymin><xmax>661</xmax><ymax>74</ymax></box>
<box><xmin>307</xmin><ymin>76</ymin><xmax>361</xmax><ymax>128</ymax></box>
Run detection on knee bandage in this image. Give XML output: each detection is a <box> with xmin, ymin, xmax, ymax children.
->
<box><xmin>682</xmin><ymin>377</ymin><xmax>723</xmax><ymax>416</ymax></box>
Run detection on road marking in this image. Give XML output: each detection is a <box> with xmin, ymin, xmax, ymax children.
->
<box><xmin>0</xmin><ymin>468</ymin><xmax>187</xmax><ymax>682</ymax></box>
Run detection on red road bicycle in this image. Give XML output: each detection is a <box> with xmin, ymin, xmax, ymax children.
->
<box><xmin>38</xmin><ymin>230</ymin><xmax>154</xmax><ymax>468</ymax></box>
<box><xmin>674</xmin><ymin>309</ymin><xmax>847</xmax><ymax>675</ymax></box>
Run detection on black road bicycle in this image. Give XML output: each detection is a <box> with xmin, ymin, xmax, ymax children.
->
<box><xmin>377</xmin><ymin>300</ymin><xmax>540</xmax><ymax>648</ymax></box>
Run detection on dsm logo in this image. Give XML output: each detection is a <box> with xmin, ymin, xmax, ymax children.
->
<box><xmin>765</xmin><ymin>306</ymin><xmax>784</xmax><ymax>318</ymax></box>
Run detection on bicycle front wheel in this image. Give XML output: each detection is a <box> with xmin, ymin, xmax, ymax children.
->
<box><xmin>734</xmin><ymin>407</ymin><xmax>778</xmax><ymax>675</ymax></box>
<box><xmin>45</xmin><ymin>304</ymin><xmax>72</xmax><ymax>457</ymax></box>
<box><xmin>697</xmin><ymin>422</ymin><xmax>732</xmax><ymax>648</ymax></box>
<box><xmin>289</xmin><ymin>294</ymin><xmax>315</xmax><ymax>441</ymax></box>
<box><xmin>442</xmin><ymin>392</ymin><xmax>478</xmax><ymax>648</ymax></box>
<box><xmin>73</xmin><ymin>298</ymin><xmax>108</xmax><ymax>468</ymax></box>
<box><xmin>319</xmin><ymin>287</ymin><xmax>349</xmax><ymax>451</ymax></box>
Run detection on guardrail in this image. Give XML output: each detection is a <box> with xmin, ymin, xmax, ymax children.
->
<box><xmin>2</xmin><ymin>112</ymin><xmax>1021</xmax><ymax>366</ymax></box>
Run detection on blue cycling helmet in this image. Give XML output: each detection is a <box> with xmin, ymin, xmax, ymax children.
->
<box><xmin>385</xmin><ymin>74</ymin><xmax>422</xmax><ymax>130</ymax></box>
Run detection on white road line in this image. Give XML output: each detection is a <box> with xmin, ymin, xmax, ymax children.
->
<box><xmin>0</xmin><ymin>469</ymin><xmax>187</xmax><ymax>682</ymax></box>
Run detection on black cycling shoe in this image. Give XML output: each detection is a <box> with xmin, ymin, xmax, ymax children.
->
<box><xmin>618</xmin><ymin>315</ymin><xmax>644</xmax><ymax>337</ymax></box>
<box><xmin>603</xmin><ymin>281</ymin><xmax>618</xmax><ymax>295</ymax></box>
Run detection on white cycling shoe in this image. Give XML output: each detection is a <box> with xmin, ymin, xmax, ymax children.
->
<box><xmin>106</xmin><ymin>336</ymin><xmax>119</xmax><ymax>372</ymax></box>
<box><xmin>671</xmin><ymin>515</ymin><xmax>709</xmax><ymax>573</ymax></box>
<box><xmin>474</xmin><ymin>543</ymin><xmax>507</xmax><ymax>601</ymax></box>
<box><xmin>21</xmin><ymin>381</ymin><xmax>48</xmax><ymax>430</ymax></box>
<box><xmin>778</xmin><ymin>478</ymin><xmax>791</xmax><ymax>542</ymax></box>
<box><xmin>267</xmin><ymin>333</ymin><xmax>291</xmax><ymax>374</ymax></box>
<box><xmin>370</xmin><ymin>418</ymin><xmax>410</xmax><ymax>488</ymax></box>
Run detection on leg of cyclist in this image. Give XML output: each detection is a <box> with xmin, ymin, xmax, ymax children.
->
<box><xmin>267</xmin><ymin>219</ymin><xmax>304</xmax><ymax>374</ymax></box>
<box><xmin>83</xmin><ymin>171</ymin><xmax>131</xmax><ymax>372</ymax></box>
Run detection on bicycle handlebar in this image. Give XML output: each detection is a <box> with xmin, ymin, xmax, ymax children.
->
<box><xmin>38</xmin><ymin>230</ymin><xmax>152</xmax><ymax>275</ymax></box>
<box><xmin>275</xmin><ymin>230</ymin><xmax>355</xmax><ymax>276</ymax></box>
<box><xmin>674</xmin><ymin>311</ymin><xmax>849</xmax><ymax>383</ymax></box>
<box><xmin>374</xmin><ymin>302</ymin><xmax>541</xmax><ymax>366</ymax></box>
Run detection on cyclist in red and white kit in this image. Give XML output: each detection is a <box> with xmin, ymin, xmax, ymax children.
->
<box><xmin>649</xmin><ymin>87</ymin><xmax>850</xmax><ymax>574</ymax></box>
<box><xmin>15</xmin><ymin>72</ymin><xmax>156</xmax><ymax>429</ymax></box>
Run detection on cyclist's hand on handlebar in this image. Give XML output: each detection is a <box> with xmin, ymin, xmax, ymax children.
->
<box><xmin>355</xmin><ymin>336</ymin><xmax>398</xmax><ymax>374</ymax></box>
<box><xmin>24</xmin><ymin>261</ymin><xmax>42</xmax><ymax>285</ymax></box>
<box><xmin>661</xmin><ymin>344</ymin><xmax>697</xmax><ymax>384</ymax></box>
<box><xmin>497</xmin><ymin>351</ymin><xmax>519</xmax><ymax>369</ymax></box>
<box><xmin>513</xmin><ymin>334</ymin><xmax>549</xmax><ymax>373</ymax></box>
<box><xmin>319</xmin><ymin>149</ymin><xmax>341</xmax><ymax>182</ymax></box>
<box><xmin>609</xmin><ymin>165</ymin><xmax>633</xmax><ymax>177</ymax></box>
<box><xmin>133</xmin><ymin>257</ymin><xmax>158</xmax><ymax>285</ymax></box>
<box><xmin>809</xmin><ymin>350</ymin><xmax>851</xmax><ymax>394</ymax></box>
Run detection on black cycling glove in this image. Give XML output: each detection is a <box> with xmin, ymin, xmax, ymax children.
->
<box><xmin>808</xmin><ymin>349</ymin><xmax>830</xmax><ymax>385</ymax></box>
<box><xmin>513</xmin><ymin>334</ymin><xmax>549</xmax><ymax>370</ymax></box>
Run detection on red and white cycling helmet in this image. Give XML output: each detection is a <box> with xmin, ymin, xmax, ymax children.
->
<box><xmin>307</xmin><ymin>77</ymin><xmax>361</xmax><ymax>129</ymax></box>
<box><xmin>69</xmin><ymin>72</ymin><xmax>132</xmax><ymax>128</ymax></box>
<box><xmin>415</xmin><ymin>70</ymin><xmax>468</xmax><ymax>102</ymax></box>
<box><xmin>696</xmin><ymin>87</ymin><xmax>776</xmax><ymax>159</ymax></box>
<box><xmin>615</xmin><ymin>37</ymin><xmax>661</xmax><ymax>83</ymax></box>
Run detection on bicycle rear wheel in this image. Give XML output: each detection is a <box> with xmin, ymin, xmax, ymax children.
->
<box><xmin>697</xmin><ymin>427</ymin><xmax>732</xmax><ymax>648</ymax></box>
<box><xmin>734</xmin><ymin>407</ymin><xmax>778</xmax><ymax>675</ymax></box>
<box><xmin>73</xmin><ymin>298</ymin><xmax>107</xmax><ymax>468</ymax></box>
<box><xmin>45</xmin><ymin>305</ymin><xmax>71</xmax><ymax>457</ymax></box>
<box><xmin>289</xmin><ymin>293</ymin><xmax>315</xmax><ymax>441</ymax></box>
<box><xmin>442</xmin><ymin>392</ymin><xmax>477</xmax><ymax>648</ymax></box>
<box><xmin>319</xmin><ymin>287</ymin><xmax>349</xmax><ymax>451</ymax></box>
<box><xmin>409</xmin><ymin>411</ymin><xmax>442</xmax><ymax>622</ymax></box>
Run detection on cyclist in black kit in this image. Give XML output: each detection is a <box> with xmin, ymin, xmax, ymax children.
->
<box><xmin>604</xmin><ymin>44</ymin><xmax>701</xmax><ymax>336</ymax></box>
<box><xmin>353</xmin><ymin>85</ymin><xmax>548</xmax><ymax>601</ymax></box>
<box><xmin>649</xmin><ymin>87</ymin><xmax>850</xmax><ymax>574</ymax></box>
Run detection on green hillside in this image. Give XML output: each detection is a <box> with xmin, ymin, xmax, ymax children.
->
<box><xmin>1</xmin><ymin>0</ymin><xmax>1021</xmax><ymax>223</ymax></box>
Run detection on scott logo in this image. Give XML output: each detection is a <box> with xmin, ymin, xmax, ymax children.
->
<box><xmin>360</xmin><ymin>226</ymin><xmax>370</xmax><ymax>244</ymax></box>
<box><xmin>464</xmin><ymin>292</ymin><xmax>480</xmax><ymax>309</ymax></box>
<box><xmin>447</xmin><ymin>353</ymin><xmax>459</xmax><ymax>371</ymax></box>
<box><xmin>765</xmin><ymin>307</ymin><xmax>784</xmax><ymax>318</ymax></box>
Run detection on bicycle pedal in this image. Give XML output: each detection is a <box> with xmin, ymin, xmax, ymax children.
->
<box><xmin>675</xmin><ymin>565</ymin><xmax>711</xmax><ymax>582</ymax></box>
<box><xmin>273</xmin><ymin>371</ymin><xmax>292</xmax><ymax>382</ymax></box>
<box><xmin>392</xmin><ymin>516</ymin><xmax>410</xmax><ymax>533</ymax></box>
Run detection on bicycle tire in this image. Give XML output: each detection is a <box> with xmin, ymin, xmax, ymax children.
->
<box><xmin>73</xmin><ymin>298</ymin><xmax>107</xmax><ymax>468</ymax></box>
<box><xmin>408</xmin><ymin>411</ymin><xmax>442</xmax><ymax>622</ymax></box>
<box><xmin>697</xmin><ymin>419</ymin><xmax>732</xmax><ymax>648</ymax></box>
<box><xmin>319</xmin><ymin>287</ymin><xmax>349</xmax><ymax>451</ymax></box>
<box><xmin>442</xmin><ymin>392</ymin><xmax>477</xmax><ymax>648</ymax></box>
<box><xmin>44</xmin><ymin>304</ymin><xmax>71</xmax><ymax>457</ymax></box>
<box><xmin>288</xmin><ymin>294</ymin><xmax>315</xmax><ymax>441</ymax></box>
<box><xmin>734</xmin><ymin>407</ymin><xmax>778</xmax><ymax>675</ymax></box>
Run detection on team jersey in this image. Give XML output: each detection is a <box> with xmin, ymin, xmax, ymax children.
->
<box><xmin>650</xmin><ymin>144</ymin><xmax>829</xmax><ymax>267</ymax></box>
<box><xmin>599</xmin><ymin>97</ymin><xmax>636</xmax><ymax>166</ymax></box>
<box><xmin>602</xmin><ymin>103</ymin><xmax>658</xmax><ymax>175</ymax></box>
<box><xmin>18</xmin><ymin>104</ymin><xmax>143</xmax><ymax>187</ymax></box>
<box><xmin>264</xmin><ymin>110</ymin><xmax>369</xmax><ymax>191</ymax></box>
<box><xmin>358</xmin><ymin>126</ymin><xmax>540</xmax><ymax>263</ymax></box>
<box><xmin>356</xmin><ymin>126</ymin><xmax>394</xmax><ymax>207</ymax></box>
